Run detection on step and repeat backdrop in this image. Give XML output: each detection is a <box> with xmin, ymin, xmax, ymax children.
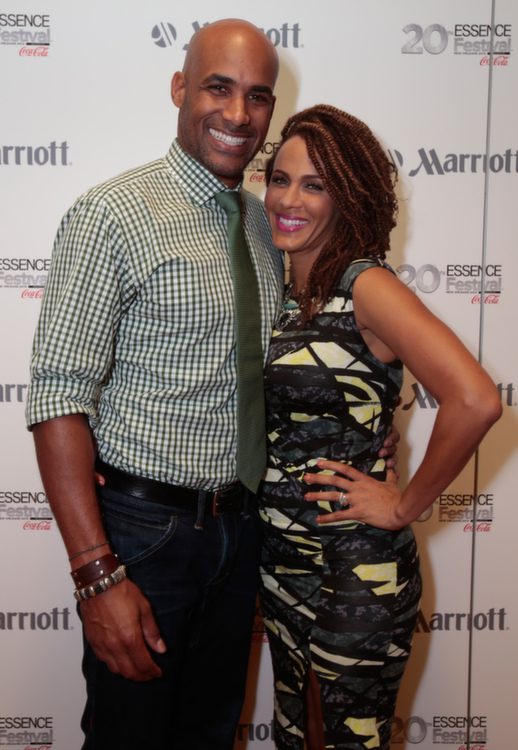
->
<box><xmin>1</xmin><ymin>1</ymin><xmax>516</xmax><ymax>748</ymax></box>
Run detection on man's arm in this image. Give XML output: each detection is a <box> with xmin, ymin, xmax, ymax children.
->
<box><xmin>33</xmin><ymin>414</ymin><xmax>166</xmax><ymax>681</ymax></box>
<box><xmin>380</xmin><ymin>422</ymin><xmax>400</xmax><ymax>471</ymax></box>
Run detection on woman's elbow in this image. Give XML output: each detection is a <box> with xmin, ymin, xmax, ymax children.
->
<box><xmin>484</xmin><ymin>387</ymin><xmax>503</xmax><ymax>425</ymax></box>
<box><xmin>465</xmin><ymin>383</ymin><xmax>502</xmax><ymax>429</ymax></box>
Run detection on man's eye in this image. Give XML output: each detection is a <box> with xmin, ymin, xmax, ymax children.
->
<box><xmin>207</xmin><ymin>84</ymin><xmax>228</xmax><ymax>94</ymax></box>
<box><xmin>249</xmin><ymin>93</ymin><xmax>271</xmax><ymax>104</ymax></box>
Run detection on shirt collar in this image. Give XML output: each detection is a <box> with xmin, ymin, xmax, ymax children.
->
<box><xmin>165</xmin><ymin>139</ymin><xmax>243</xmax><ymax>206</ymax></box>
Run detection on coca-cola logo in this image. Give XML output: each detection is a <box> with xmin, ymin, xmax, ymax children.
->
<box><xmin>21</xmin><ymin>287</ymin><xmax>44</xmax><ymax>299</ymax></box>
<box><xmin>480</xmin><ymin>54</ymin><xmax>509</xmax><ymax>66</ymax></box>
<box><xmin>23</xmin><ymin>520</ymin><xmax>52</xmax><ymax>531</ymax></box>
<box><xmin>19</xmin><ymin>45</ymin><xmax>48</xmax><ymax>56</ymax></box>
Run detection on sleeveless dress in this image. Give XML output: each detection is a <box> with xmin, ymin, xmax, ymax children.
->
<box><xmin>258</xmin><ymin>260</ymin><xmax>422</xmax><ymax>750</ymax></box>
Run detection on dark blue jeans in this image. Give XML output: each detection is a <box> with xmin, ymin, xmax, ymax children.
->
<box><xmin>80</xmin><ymin>485</ymin><xmax>261</xmax><ymax>750</ymax></box>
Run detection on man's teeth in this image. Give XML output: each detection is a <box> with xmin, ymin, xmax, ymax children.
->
<box><xmin>209</xmin><ymin>129</ymin><xmax>246</xmax><ymax>146</ymax></box>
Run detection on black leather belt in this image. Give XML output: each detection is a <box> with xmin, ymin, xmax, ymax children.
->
<box><xmin>96</xmin><ymin>460</ymin><xmax>246</xmax><ymax>516</ymax></box>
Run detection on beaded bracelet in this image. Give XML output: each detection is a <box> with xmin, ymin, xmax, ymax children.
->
<box><xmin>74</xmin><ymin>564</ymin><xmax>127</xmax><ymax>602</ymax></box>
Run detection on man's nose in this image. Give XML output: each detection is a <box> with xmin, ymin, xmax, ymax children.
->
<box><xmin>223</xmin><ymin>95</ymin><xmax>251</xmax><ymax>127</ymax></box>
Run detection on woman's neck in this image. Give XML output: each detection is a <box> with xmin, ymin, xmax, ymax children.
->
<box><xmin>288</xmin><ymin>259</ymin><xmax>311</xmax><ymax>297</ymax></box>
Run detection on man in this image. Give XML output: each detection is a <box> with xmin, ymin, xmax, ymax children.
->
<box><xmin>27</xmin><ymin>19</ymin><xmax>282</xmax><ymax>750</ymax></box>
<box><xmin>27</xmin><ymin>18</ymin><xmax>397</xmax><ymax>749</ymax></box>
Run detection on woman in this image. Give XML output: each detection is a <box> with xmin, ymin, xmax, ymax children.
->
<box><xmin>258</xmin><ymin>104</ymin><xmax>501</xmax><ymax>750</ymax></box>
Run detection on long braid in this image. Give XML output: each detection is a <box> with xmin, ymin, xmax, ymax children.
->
<box><xmin>266</xmin><ymin>104</ymin><xmax>398</xmax><ymax>325</ymax></box>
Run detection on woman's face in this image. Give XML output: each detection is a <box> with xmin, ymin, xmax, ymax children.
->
<box><xmin>265</xmin><ymin>135</ymin><xmax>338</xmax><ymax>265</ymax></box>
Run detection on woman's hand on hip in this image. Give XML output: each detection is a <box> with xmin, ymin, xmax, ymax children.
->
<box><xmin>304</xmin><ymin>459</ymin><xmax>407</xmax><ymax>530</ymax></box>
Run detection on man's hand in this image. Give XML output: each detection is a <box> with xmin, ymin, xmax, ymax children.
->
<box><xmin>378</xmin><ymin>422</ymin><xmax>400</xmax><ymax>472</ymax></box>
<box><xmin>81</xmin><ymin>578</ymin><xmax>166</xmax><ymax>682</ymax></box>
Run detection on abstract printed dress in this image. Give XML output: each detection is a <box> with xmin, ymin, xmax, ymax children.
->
<box><xmin>258</xmin><ymin>260</ymin><xmax>422</xmax><ymax>750</ymax></box>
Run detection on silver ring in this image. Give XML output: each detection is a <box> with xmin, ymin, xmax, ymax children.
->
<box><xmin>338</xmin><ymin>491</ymin><xmax>349</xmax><ymax>508</ymax></box>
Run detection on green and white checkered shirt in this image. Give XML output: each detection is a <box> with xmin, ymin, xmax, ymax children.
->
<box><xmin>26</xmin><ymin>139</ymin><xmax>284</xmax><ymax>489</ymax></box>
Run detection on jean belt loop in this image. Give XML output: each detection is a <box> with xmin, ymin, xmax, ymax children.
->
<box><xmin>194</xmin><ymin>490</ymin><xmax>207</xmax><ymax>530</ymax></box>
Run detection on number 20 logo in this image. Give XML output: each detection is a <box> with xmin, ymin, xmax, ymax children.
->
<box><xmin>397</xmin><ymin>264</ymin><xmax>442</xmax><ymax>293</ymax></box>
<box><xmin>402</xmin><ymin>24</ymin><xmax>449</xmax><ymax>54</ymax></box>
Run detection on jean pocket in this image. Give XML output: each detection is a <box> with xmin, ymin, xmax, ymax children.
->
<box><xmin>99</xmin><ymin>487</ymin><xmax>179</xmax><ymax>566</ymax></box>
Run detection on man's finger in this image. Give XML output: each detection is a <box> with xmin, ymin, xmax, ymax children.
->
<box><xmin>141</xmin><ymin>609</ymin><xmax>167</xmax><ymax>655</ymax></box>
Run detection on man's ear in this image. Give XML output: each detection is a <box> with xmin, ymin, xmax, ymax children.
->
<box><xmin>171</xmin><ymin>72</ymin><xmax>186</xmax><ymax>107</ymax></box>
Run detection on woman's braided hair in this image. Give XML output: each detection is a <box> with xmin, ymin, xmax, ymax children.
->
<box><xmin>266</xmin><ymin>104</ymin><xmax>398</xmax><ymax>324</ymax></box>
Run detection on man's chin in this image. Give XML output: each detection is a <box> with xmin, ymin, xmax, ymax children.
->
<box><xmin>206</xmin><ymin>156</ymin><xmax>249</xmax><ymax>186</ymax></box>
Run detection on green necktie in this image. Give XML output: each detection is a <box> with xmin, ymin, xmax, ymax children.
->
<box><xmin>215</xmin><ymin>191</ymin><xmax>266</xmax><ymax>493</ymax></box>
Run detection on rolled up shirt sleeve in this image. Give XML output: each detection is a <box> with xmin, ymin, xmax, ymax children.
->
<box><xmin>26</xmin><ymin>196</ymin><xmax>131</xmax><ymax>428</ymax></box>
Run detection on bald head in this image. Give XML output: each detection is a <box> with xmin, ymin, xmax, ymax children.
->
<box><xmin>184</xmin><ymin>19</ymin><xmax>279</xmax><ymax>80</ymax></box>
<box><xmin>171</xmin><ymin>19</ymin><xmax>278</xmax><ymax>187</ymax></box>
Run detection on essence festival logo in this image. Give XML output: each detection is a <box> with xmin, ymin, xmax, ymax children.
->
<box><xmin>0</xmin><ymin>257</ymin><xmax>49</xmax><ymax>299</ymax></box>
<box><xmin>246</xmin><ymin>141</ymin><xmax>280</xmax><ymax>184</ymax></box>
<box><xmin>0</xmin><ymin>490</ymin><xmax>54</xmax><ymax>531</ymax></box>
<box><xmin>436</xmin><ymin>493</ymin><xmax>494</xmax><ymax>532</ymax></box>
<box><xmin>413</xmin><ymin>489</ymin><xmax>496</xmax><ymax>531</ymax></box>
<box><xmin>0</xmin><ymin>142</ymin><xmax>70</xmax><ymax>167</ymax></box>
<box><xmin>0</xmin><ymin>715</ymin><xmax>54</xmax><ymax>749</ymax></box>
<box><xmin>0</xmin><ymin>12</ymin><xmax>51</xmax><ymax>57</ymax></box>
<box><xmin>388</xmin><ymin>147</ymin><xmax>518</xmax><ymax>178</ymax></box>
<box><xmin>392</xmin><ymin>714</ymin><xmax>488</xmax><ymax>748</ymax></box>
<box><xmin>401</xmin><ymin>21</ymin><xmax>512</xmax><ymax>66</ymax></box>
<box><xmin>395</xmin><ymin>262</ymin><xmax>504</xmax><ymax>305</ymax></box>
<box><xmin>151</xmin><ymin>20</ymin><xmax>302</xmax><ymax>51</ymax></box>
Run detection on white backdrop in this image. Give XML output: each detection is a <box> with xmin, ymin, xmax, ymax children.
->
<box><xmin>1</xmin><ymin>1</ymin><xmax>516</xmax><ymax>748</ymax></box>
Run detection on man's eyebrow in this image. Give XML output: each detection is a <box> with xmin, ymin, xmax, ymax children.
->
<box><xmin>201</xmin><ymin>74</ymin><xmax>235</xmax><ymax>86</ymax></box>
<box><xmin>250</xmin><ymin>85</ymin><xmax>275</xmax><ymax>95</ymax></box>
<box><xmin>201</xmin><ymin>74</ymin><xmax>274</xmax><ymax>96</ymax></box>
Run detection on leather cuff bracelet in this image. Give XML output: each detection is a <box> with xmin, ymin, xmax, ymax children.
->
<box><xmin>70</xmin><ymin>553</ymin><xmax>119</xmax><ymax>589</ymax></box>
<box><xmin>74</xmin><ymin>564</ymin><xmax>127</xmax><ymax>602</ymax></box>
